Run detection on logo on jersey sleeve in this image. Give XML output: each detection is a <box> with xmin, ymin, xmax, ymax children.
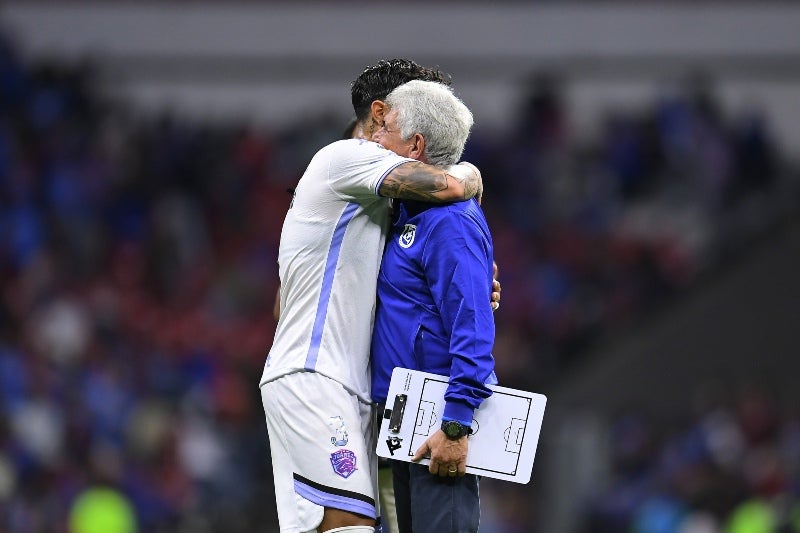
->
<box><xmin>399</xmin><ymin>224</ymin><xmax>416</xmax><ymax>248</ymax></box>
<box><xmin>327</xmin><ymin>415</ymin><xmax>349</xmax><ymax>446</ymax></box>
<box><xmin>330</xmin><ymin>449</ymin><xmax>357</xmax><ymax>478</ymax></box>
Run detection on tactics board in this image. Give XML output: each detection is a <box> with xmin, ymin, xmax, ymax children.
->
<box><xmin>376</xmin><ymin>368</ymin><xmax>547</xmax><ymax>484</ymax></box>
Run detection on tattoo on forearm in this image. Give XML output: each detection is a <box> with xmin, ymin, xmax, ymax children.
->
<box><xmin>381</xmin><ymin>162</ymin><xmax>480</xmax><ymax>202</ymax></box>
<box><xmin>464</xmin><ymin>175</ymin><xmax>483</xmax><ymax>201</ymax></box>
<box><xmin>381</xmin><ymin>162</ymin><xmax>449</xmax><ymax>201</ymax></box>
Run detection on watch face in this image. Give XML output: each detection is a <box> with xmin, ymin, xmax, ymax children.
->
<box><xmin>443</xmin><ymin>421</ymin><xmax>466</xmax><ymax>439</ymax></box>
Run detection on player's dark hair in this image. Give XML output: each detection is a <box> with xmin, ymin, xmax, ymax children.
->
<box><xmin>350</xmin><ymin>59</ymin><xmax>451</xmax><ymax>122</ymax></box>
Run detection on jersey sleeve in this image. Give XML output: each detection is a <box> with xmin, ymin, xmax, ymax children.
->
<box><xmin>421</xmin><ymin>203</ymin><xmax>496</xmax><ymax>425</ymax></box>
<box><xmin>326</xmin><ymin>139</ymin><xmax>414</xmax><ymax>201</ymax></box>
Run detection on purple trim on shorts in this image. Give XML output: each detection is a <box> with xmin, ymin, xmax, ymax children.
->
<box><xmin>294</xmin><ymin>478</ymin><xmax>376</xmax><ymax>519</ymax></box>
<box><xmin>304</xmin><ymin>201</ymin><xmax>359</xmax><ymax>370</ymax></box>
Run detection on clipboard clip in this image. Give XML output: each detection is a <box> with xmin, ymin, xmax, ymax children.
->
<box><xmin>383</xmin><ymin>394</ymin><xmax>407</xmax><ymax>433</ymax></box>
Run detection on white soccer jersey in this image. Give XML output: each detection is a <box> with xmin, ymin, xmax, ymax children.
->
<box><xmin>260</xmin><ymin>138</ymin><xmax>414</xmax><ymax>402</ymax></box>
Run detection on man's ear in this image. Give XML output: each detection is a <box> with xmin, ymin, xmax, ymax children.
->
<box><xmin>370</xmin><ymin>101</ymin><xmax>387</xmax><ymax>127</ymax></box>
<box><xmin>410</xmin><ymin>133</ymin><xmax>426</xmax><ymax>161</ymax></box>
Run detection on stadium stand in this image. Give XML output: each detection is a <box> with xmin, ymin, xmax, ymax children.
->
<box><xmin>0</xmin><ymin>24</ymin><xmax>798</xmax><ymax>532</ymax></box>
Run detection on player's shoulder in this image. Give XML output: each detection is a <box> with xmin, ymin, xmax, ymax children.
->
<box><xmin>315</xmin><ymin>138</ymin><xmax>393</xmax><ymax>165</ymax></box>
<box><xmin>323</xmin><ymin>138</ymin><xmax>385</xmax><ymax>154</ymax></box>
<box><xmin>315</xmin><ymin>138</ymin><xmax>354</xmax><ymax>158</ymax></box>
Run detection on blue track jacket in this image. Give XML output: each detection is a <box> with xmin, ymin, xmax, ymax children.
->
<box><xmin>371</xmin><ymin>199</ymin><xmax>497</xmax><ymax>426</ymax></box>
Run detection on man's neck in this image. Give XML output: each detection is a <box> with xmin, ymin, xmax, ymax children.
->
<box><xmin>352</xmin><ymin>119</ymin><xmax>374</xmax><ymax>141</ymax></box>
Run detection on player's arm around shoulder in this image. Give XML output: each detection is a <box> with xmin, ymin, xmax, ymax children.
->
<box><xmin>379</xmin><ymin>161</ymin><xmax>483</xmax><ymax>203</ymax></box>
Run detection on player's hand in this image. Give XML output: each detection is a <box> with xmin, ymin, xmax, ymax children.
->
<box><xmin>412</xmin><ymin>430</ymin><xmax>467</xmax><ymax>477</ymax></box>
<box><xmin>447</xmin><ymin>161</ymin><xmax>483</xmax><ymax>204</ymax></box>
<box><xmin>491</xmin><ymin>262</ymin><xmax>501</xmax><ymax>311</ymax></box>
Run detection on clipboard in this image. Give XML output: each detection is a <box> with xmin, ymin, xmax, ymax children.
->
<box><xmin>376</xmin><ymin>368</ymin><xmax>547</xmax><ymax>484</ymax></box>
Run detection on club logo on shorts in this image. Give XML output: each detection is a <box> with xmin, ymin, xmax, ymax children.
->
<box><xmin>399</xmin><ymin>224</ymin><xmax>416</xmax><ymax>248</ymax></box>
<box><xmin>327</xmin><ymin>415</ymin><xmax>349</xmax><ymax>446</ymax></box>
<box><xmin>330</xmin><ymin>449</ymin><xmax>357</xmax><ymax>478</ymax></box>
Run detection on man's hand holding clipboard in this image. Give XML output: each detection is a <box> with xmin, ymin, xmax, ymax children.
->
<box><xmin>376</xmin><ymin>368</ymin><xmax>547</xmax><ymax>484</ymax></box>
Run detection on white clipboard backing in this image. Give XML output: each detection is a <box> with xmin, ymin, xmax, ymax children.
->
<box><xmin>376</xmin><ymin>368</ymin><xmax>547</xmax><ymax>484</ymax></box>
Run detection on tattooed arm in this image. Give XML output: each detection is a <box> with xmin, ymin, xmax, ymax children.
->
<box><xmin>378</xmin><ymin>161</ymin><xmax>483</xmax><ymax>203</ymax></box>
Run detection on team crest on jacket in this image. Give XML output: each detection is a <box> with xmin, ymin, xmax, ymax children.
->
<box><xmin>330</xmin><ymin>449</ymin><xmax>357</xmax><ymax>478</ymax></box>
<box><xmin>399</xmin><ymin>224</ymin><xmax>416</xmax><ymax>248</ymax></box>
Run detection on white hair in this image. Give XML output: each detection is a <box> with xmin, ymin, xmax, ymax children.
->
<box><xmin>385</xmin><ymin>80</ymin><xmax>474</xmax><ymax>166</ymax></box>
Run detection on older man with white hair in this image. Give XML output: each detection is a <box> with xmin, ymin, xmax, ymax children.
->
<box><xmin>371</xmin><ymin>80</ymin><xmax>497</xmax><ymax>533</ymax></box>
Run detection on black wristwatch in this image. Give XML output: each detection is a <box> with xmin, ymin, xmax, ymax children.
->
<box><xmin>441</xmin><ymin>420</ymin><xmax>472</xmax><ymax>440</ymax></box>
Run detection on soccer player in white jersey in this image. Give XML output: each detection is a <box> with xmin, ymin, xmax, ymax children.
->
<box><xmin>260</xmin><ymin>62</ymin><xmax>483</xmax><ymax>533</ymax></box>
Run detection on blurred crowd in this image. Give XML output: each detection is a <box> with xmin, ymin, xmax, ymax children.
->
<box><xmin>0</xmin><ymin>33</ymin><xmax>285</xmax><ymax>532</ymax></box>
<box><xmin>471</xmin><ymin>71</ymin><xmax>795</xmax><ymax>392</ymax></box>
<box><xmin>578</xmin><ymin>386</ymin><xmax>800</xmax><ymax>533</ymax></box>
<box><xmin>0</xmin><ymin>29</ymin><xmax>798</xmax><ymax>532</ymax></box>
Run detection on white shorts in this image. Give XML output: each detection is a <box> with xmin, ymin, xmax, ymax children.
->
<box><xmin>261</xmin><ymin>371</ymin><xmax>378</xmax><ymax>533</ymax></box>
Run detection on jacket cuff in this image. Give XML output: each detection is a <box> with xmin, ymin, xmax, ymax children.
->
<box><xmin>443</xmin><ymin>402</ymin><xmax>474</xmax><ymax>427</ymax></box>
